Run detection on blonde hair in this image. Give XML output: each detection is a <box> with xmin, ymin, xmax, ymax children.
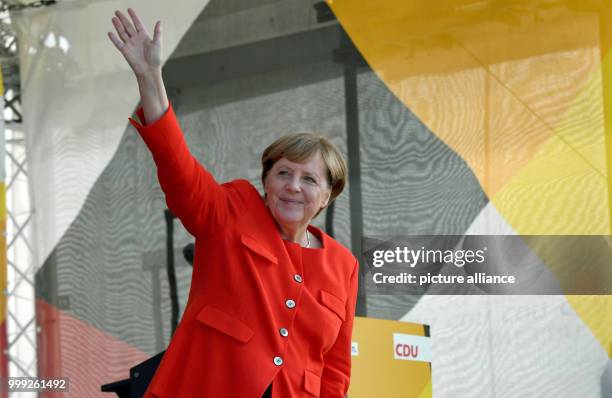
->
<box><xmin>261</xmin><ymin>133</ymin><xmax>348</xmax><ymax>214</ymax></box>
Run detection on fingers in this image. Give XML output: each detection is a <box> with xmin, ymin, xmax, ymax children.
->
<box><xmin>115</xmin><ymin>10</ymin><xmax>136</xmax><ymax>37</ymax></box>
<box><xmin>112</xmin><ymin>16</ymin><xmax>130</xmax><ymax>43</ymax></box>
<box><xmin>127</xmin><ymin>8</ymin><xmax>148</xmax><ymax>35</ymax></box>
<box><xmin>152</xmin><ymin>21</ymin><xmax>162</xmax><ymax>45</ymax></box>
<box><xmin>107</xmin><ymin>31</ymin><xmax>125</xmax><ymax>52</ymax></box>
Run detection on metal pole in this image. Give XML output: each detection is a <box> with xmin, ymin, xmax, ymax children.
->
<box><xmin>334</xmin><ymin>32</ymin><xmax>367</xmax><ymax>317</ymax></box>
<box><xmin>164</xmin><ymin>210</ymin><xmax>179</xmax><ymax>336</ymax></box>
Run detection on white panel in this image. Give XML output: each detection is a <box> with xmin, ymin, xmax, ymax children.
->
<box><xmin>13</xmin><ymin>1</ymin><xmax>210</xmax><ymax>270</ymax></box>
<box><xmin>402</xmin><ymin>204</ymin><xmax>608</xmax><ymax>397</ymax></box>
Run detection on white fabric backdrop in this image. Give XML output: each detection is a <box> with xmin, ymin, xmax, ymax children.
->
<box><xmin>13</xmin><ymin>1</ymin><xmax>209</xmax><ymax>271</ymax></box>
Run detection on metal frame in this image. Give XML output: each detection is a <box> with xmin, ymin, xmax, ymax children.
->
<box><xmin>4</xmin><ymin>118</ymin><xmax>37</xmax><ymax>382</ymax></box>
<box><xmin>2</xmin><ymin>2</ymin><xmax>41</xmax><ymax>395</ymax></box>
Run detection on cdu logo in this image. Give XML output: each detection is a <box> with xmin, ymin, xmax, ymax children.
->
<box><xmin>395</xmin><ymin>343</ymin><xmax>419</xmax><ymax>358</ymax></box>
<box><xmin>393</xmin><ymin>333</ymin><xmax>432</xmax><ymax>363</ymax></box>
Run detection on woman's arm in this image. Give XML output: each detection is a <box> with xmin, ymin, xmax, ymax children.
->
<box><xmin>108</xmin><ymin>9</ymin><xmax>248</xmax><ymax>237</ymax></box>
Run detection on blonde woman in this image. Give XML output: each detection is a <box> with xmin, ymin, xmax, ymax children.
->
<box><xmin>109</xmin><ymin>9</ymin><xmax>358</xmax><ymax>398</ymax></box>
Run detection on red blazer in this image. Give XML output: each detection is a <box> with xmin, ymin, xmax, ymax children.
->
<box><xmin>129</xmin><ymin>105</ymin><xmax>358</xmax><ymax>398</ymax></box>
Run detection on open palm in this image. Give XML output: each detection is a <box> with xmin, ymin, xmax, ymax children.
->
<box><xmin>108</xmin><ymin>9</ymin><xmax>162</xmax><ymax>76</ymax></box>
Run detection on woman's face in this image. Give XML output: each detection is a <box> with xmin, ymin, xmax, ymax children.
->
<box><xmin>264</xmin><ymin>152</ymin><xmax>332</xmax><ymax>230</ymax></box>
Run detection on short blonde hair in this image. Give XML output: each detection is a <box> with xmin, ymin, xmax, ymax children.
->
<box><xmin>261</xmin><ymin>133</ymin><xmax>348</xmax><ymax>211</ymax></box>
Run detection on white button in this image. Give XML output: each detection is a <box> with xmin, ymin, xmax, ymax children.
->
<box><xmin>285</xmin><ymin>299</ymin><xmax>296</xmax><ymax>309</ymax></box>
<box><xmin>293</xmin><ymin>274</ymin><xmax>303</xmax><ymax>283</ymax></box>
<box><xmin>279</xmin><ymin>327</ymin><xmax>289</xmax><ymax>337</ymax></box>
<box><xmin>273</xmin><ymin>356</ymin><xmax>283</xmax><ymax>366</ymax></box>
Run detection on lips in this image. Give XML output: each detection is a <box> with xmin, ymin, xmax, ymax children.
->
<box><xmin>280</xmin><ymin>198</ymin><xmax>303</xmax><ymax>205</ymax></box>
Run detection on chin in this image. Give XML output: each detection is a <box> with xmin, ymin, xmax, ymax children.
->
<box><xmin>277</xmin><ymin>215</ymin><xmax>303</xmax><ymax>225</ymax></box>
<box><xmin>274</xmin><ymin>210</ymin><xmax>304</xmax><ymax>225</ymax></box>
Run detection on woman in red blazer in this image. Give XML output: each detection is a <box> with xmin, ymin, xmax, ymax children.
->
<box><xmin>109</xmin><ymin>9</ymin><xmax>358</xmax><ymax>398</ymax></box>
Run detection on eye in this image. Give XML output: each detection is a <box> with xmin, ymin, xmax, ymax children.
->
<box><xmin>278</xmin><ymin>170</ymin><xmax>288</xmax><ymax>175</ymax></box>
<box><xmin>304</xmin><ymin>176</ymin><xmax>317</xmax><ymax>184</ymax></box>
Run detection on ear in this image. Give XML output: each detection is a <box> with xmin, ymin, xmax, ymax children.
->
<box><xmin>262</xmin><ymin>176</ymin><xmax>269</xmax><ymax>202</ymax></box>
<box><xmin>321</xmin><ymin>187</ymin><xmax>331</xmax><ymax>209</ymax></box>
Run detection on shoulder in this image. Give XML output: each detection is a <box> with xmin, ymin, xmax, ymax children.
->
<box><xmin>220</xmin><ymin>179</ymin><xmax>262</xmax><ymax>203</ymax></box>
<box><xmin>321</xmin><ymin>231</ymin><xmax>358</xmax><ymax>269</ymax></box>
<box><xmin>221</xmin><ymin>178</ymin><xmax>258</xmax><ymax>194</ymax></box>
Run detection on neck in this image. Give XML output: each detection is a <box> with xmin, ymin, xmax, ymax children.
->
<box><xmin>278</xmin><ymin>223</ymin><xmax>309</xmax><ymax>246</ymax></box>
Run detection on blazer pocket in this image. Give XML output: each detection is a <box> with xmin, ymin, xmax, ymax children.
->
<box><xmin>319</xmin><ymin>290</ymin><xmax>346</xmax><ymax>321</ymax></box>
<box><xmin>196</xmin><ymin>305</ymin><xmax>254</xmax><ymax>343</ymax></box>
<box><xmin>303</xmin><ymin>369</ymin><xmax>321</xmax><ymax>397</ymax></box>
<box><xmin>240</xmin><ymin>234</ymin><xmax>278</xmax><ymax>264</ymax></box>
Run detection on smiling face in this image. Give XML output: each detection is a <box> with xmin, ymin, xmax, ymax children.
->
<box><xmin>264</xmin><ymin>152</ymin><xmax>332</xmax><ymax>231</ymax></box>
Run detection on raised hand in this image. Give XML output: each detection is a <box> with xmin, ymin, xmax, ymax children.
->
<box><xmin>108</xmin><ymin>8</ymin><xmax>168</xmax><ymax>123</ymax></box>
<box><xmin>108</xmin><ymin>9</ymin><xmax>162</xmax><ymax>77</ymax></box>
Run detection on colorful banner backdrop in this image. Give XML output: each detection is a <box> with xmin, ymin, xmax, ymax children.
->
<box><xmin>327</xmin><ymin>0</ymin><xmax>612</xmax><ymax>353</ymax></box>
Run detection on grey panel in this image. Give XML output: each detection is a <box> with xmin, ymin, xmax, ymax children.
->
<box><xmin>356</xmin><ymin>72</ymin><xmax>488</xmax><ymax>317</ymax></box>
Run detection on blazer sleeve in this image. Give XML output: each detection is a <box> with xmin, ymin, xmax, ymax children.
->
<box><xmin>320</xmin><ymin>259</ymin><xmax>359</xmax><ymax>398</ymax></box>
<box><xmin>129</xmin><ymin>105</ymin><xmax>248</xmax><ymax>238</ymax></box>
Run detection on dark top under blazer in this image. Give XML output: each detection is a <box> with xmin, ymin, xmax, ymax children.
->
<box><xmin>129</xmin><ymin>105</ymin><xmax>358</xmax><ymax>398</ymax></box>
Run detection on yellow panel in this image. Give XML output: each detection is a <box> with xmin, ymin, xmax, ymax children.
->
<box><xmin>565</xmin><ymin>295</ymin><xmax>612</xmax><ymax>356</ymax></box>
<box><xmin>327</xmin><ymin>0</ymin><xmax>602</xmax><ymax>208</ymax></box>
<box><xmin>417</xmin><ymin>380</ymin><xmax>432</xmax><ymax>398</ymax></box>
<box><xmin>490</xmin><ymin>48</ymin><xmax>608</xmax><ymax>234</ymax></box>
<box><xmin>349</xmin><ymin>317</ymin><xmax>431</xmax><ymax>398</ymax></box>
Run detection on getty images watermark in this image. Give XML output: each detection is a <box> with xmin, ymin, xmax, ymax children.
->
<box><xmin>371</xmin><ymin>245</ymin><xmax>515</xmax><ymax>285</ymax></box>
<box><xmin>362</xmin><ymin>236</ymin><xmax>612</xmax><ymax>295</ymax></box>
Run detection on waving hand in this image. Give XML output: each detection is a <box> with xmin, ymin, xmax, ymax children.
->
<box><xmin>108</xmin><ymin>9</ymin><xmax>162</xmax><ymax>76</ymax></box>
<box><xmin>108</xmin><ymin>9</ymin><xmax>169</xmax><ymax>124</ymax></box>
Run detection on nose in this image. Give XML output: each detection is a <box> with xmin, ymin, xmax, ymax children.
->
<box><xmin>286</xmin><ymin>175</ymin><xmax>301</xmax><ymax>193</ymax></box>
